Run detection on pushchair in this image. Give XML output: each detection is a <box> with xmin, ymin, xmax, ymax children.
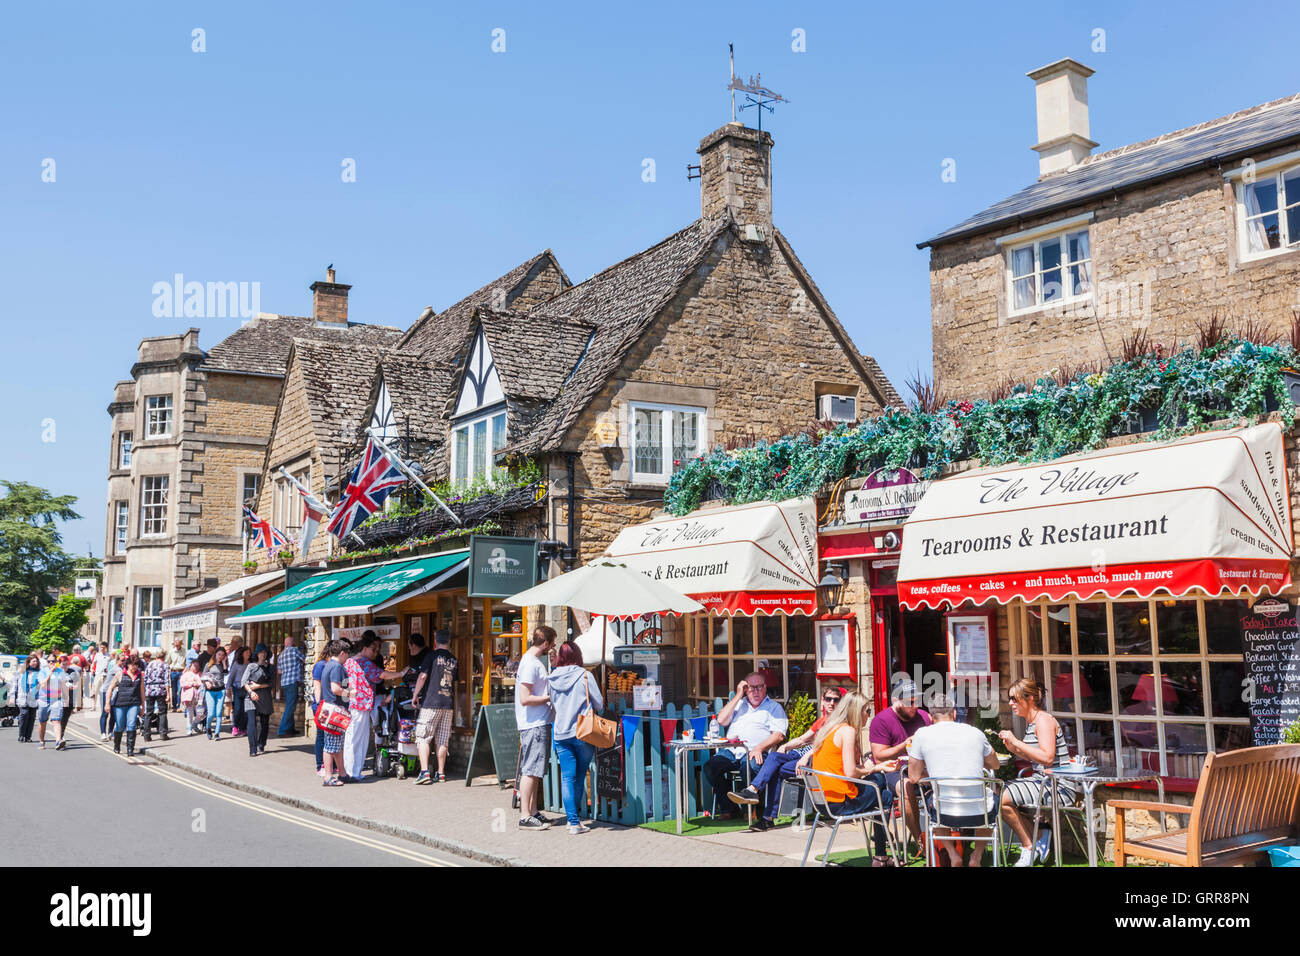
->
<box><xmin>373</xmin><ymin>684</ymin><xmax>420</xmax><ymax>779</ymax></box>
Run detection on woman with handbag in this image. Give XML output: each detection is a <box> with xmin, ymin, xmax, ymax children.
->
<box><xmin>242</xmin><ymin>643</ymin><xmax>276</xmax><ymax>756</ymax></box>
<box><xmin>547</xmin><ymin>641</ymin><xmax>607</xmax><ymax>834</ymax></box>
<box><xmin>179</xmin><ymin>661</ymin><xmax>204</xmax><ymax>734</ymax></box>
<box><xmin>14</xmin><ymin>654</ymin><xmax>41</xmax><ymax>742</ymax></box>
<box><xmin>316</xmin><ymin>639</ymin><xmax>352</xmax><ymax>787</ymax></box>
<box><xmin>202</xmin><ymin>647</ymin><xmax>229</xmax><ymax>740</ymax></box>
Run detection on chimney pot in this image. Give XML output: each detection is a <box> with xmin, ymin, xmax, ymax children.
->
<box><xmin>1027</xmin><ymin>57</ymin><xmax>1098</xmax><ymax>178</ymax></box>
<box><xmin>309</xmin><ymin>269</ymin><xmax>352</xmax><ymax>326</ymax></box>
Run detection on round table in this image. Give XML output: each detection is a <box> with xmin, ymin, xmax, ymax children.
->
<box><xmin>1034</xmin><ymin>766</ymin><xmax>1166</xmax><ymax>867</ymax></box>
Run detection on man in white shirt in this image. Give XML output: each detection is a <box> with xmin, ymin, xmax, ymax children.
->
<box><xmin>704</xmin><ymin>672</ymin><xmax>788</xmax><ymax>830</ymax></box>
<box><xmin>907</xmin><ymin>696</ymin><xmax>1000</xmax><ymax>867</ymax></box>
<box><xmin>515</xmin><ymin>625</ymin><xmax>556</xmax><ymax>831</ymax></box>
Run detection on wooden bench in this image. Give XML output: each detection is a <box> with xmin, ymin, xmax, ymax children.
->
<box><xmin>1112</xmin><ymin>743</ymin><xmax>1300</xmax><ymax>867</ymax></box>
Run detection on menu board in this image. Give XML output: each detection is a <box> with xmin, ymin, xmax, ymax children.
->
<box><xmin>1239</xmin><ymin>599</ymin><xmax>1300</xmax><ymax>745</ymax></box>
<box><xmin>595</xmin><ymin>741</ymin><xmax>623</xmax><ymax>801</ymax></box>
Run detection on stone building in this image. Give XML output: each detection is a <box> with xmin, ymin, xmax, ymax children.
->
<box><xmin>98</xmin><ymin>273</ymin><xmax>400</xmax><ymax>649</ymax></box>
<box><xmin>922</xmin><ymin>58</ymin><xmax>1300</xmax><ymax>397</ymax></box>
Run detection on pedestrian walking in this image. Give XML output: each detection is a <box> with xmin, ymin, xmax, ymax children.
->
<box><xmin>227</xmin><ymin>646</ymin><xmax>249</xmax><ymax>737</ymax></box>
<box><xmin>59</xmin><ymin>655</ymin><xmax>78</xmax><ymax>729</ymax></box>
<box><xmin>106</xmin><ymin>655</ymin><xmax>145</xmax><ymax>757</ymax></box>
<box><xmin>515</xmin><ymin>625</ymin><xmax>556</xmax><ymax>830</ymax></box>
<box><xmin>242</xmin><ymin>643</ymin><xmax>275</xmax><ymax>756</ymax></box>
<box><xmin>411</xmin><ymin>629</ymin><xmax>458</xmax><ymax>784</ymax></box>
<box><xmin>36</xmin><ymin>656</ymin><xmax>68</xmax><ymax>751</ymax></box>
<box><xmin>547</xmin><ymin>640</ymin><xmax>603</xmax><ymax>834</ymax></box>
<box><xmin>202</xmin><ymin>647</ymin><xmax>228</xmax><ymax>740</ymax></box>
<box><xmin>142</xmin><ymin>649</ymin><xmax>171</xmax><ymax>741</ymax></box>
<box><xmin>309</xmin><ymin>644</ymin><xmax>330</xmax><ymax>775</ymax></box>
<box><xmin>276</xmin><ymin>634</ymin><xmax>304</xmax><ymax>737</ymax></box>
<box><xmin>318</xmin><ymin>640</ymin><xmax>351</xmax><ymax>787</ymax></box>
<box><xmin>167</xmin><ymin>638</ymin><xmax>186</xmax><ymax>713</ymax></box>
<box><xmin>341</xmin><ymin>632</ymin><xmax>407</xmax><ymax>781</ymax></box>
<box><xmin>180</xmin><ymin>661</ymin><xmax>204</xmax><ymax>734</ymax></box>
<box><xmin>91</xmin><ymin>643</ymin><xmax>111</xmax><ymax>715</ymax></box>
<box><xmin>98</xmin><ymin>651</ymin><xmax>121</xmax><ymax>740</ymax></box>
<box><xmin>15</xmin><ymin>654</ymin><xmax>41</xmax><ymax>742</ymax></box>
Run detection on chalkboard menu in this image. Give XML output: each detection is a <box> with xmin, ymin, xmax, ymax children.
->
<box><xmin>463</xmin><ymin>703</ymin><xmax>519</xmax><ymax>789</ymax></box>
<box><xmin>594</xmin><ymin>738</ymin><xmax>623</xmax><ymax>801</ymax></box>
<box><xmin>1239</xmin><ymin>599</ymin><xmax>1300</xmax><ymax>745</ymax></box>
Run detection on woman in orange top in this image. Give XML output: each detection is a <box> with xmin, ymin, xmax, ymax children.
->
<box><xmin>807</xmin><ymin>690</ymin><xmax>898</xmax><ymax>865</ymax></box>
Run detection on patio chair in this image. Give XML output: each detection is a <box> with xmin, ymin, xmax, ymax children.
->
<box><xmin>916</xmin><ymin>775</ymin><xmax>1005</xmax><ymax>867</ymax></box>
<box><xmin>1020</xmin><ymin>769</ymin><xmax>1100</xmax><ymax>864</ymax></box>
<box><xmin>798</xmin><ymin>766</ymin><xmax>901</xmax><ymax>867</ymax></box>
<box><xmin>708</xmin><ymin>762</ymin><xmax>753</xmax><ymax>825</ymax></box>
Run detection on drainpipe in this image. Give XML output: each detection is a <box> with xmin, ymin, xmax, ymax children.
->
<box><xmin>565</xmin><ymin>453</ymin><xmax>577</xmax><ymax>571</ymax></box>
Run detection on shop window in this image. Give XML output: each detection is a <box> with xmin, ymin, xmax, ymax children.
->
<box><xmin>1078</xmin><ymin>661</ymin><xmax>1112</xmax><ymax>714</ymax></box>
<box><xmin>1118</xmin><ymin>720</ymin><xmax>1158</xmax><ymax>754</ymax></box>
<box><xmin>694</xmin><ymin>659</ymin><xmax>711</xmax><ymax>701</ymax></box>
<box><xmin>1204</xmin><ymin>599</ymin><xmax>1249</xmax><ymax>654</ymax></box>
<box><xmin>787</xmin><ymin>665</ymin><xmax>816</xmax><ymax>702</ymax></box>
<box><xmin>1160</xmin><ymin>662</ymin><xmax>1204</xmax><ymax>716</ymax></box>
<box><xmin>1156</xmin><ymin>600</ymin><xmax>1200</xmax><ymax>655</ymax></box>
<box><xmin>1208</xmin><ymin>660</ymin><xmax>1248</xmax><ymax>718</ymax></box>
<box><xmin>787</xmin><ymin>616</ymin><xmax>814</xmax><ymax>656</ymax></box>
<box><xmin>1023</xmin><ymin>604</ymin><xmax>1044</xmax><ymax>655</ymax></box>
<box><xmin>1164</xmin><ymin>723</ymin><xmax>1208</xmax><ymax>778</ymax></box>
<box><xmin>1213</xmin><ymin>723</ymin><xmax>1252</xmax><ymax>752</ymax></box>
<box><xmin>1112</xmin><ymin>602</ymin><xmax>1152</xmax><ymax>655</ymax></box>
<box><xmin>1083</xmin><ymin>719</ymin><xmax>1116</xmax><ymax>772</ymax></box>
<box><xmin>1045</xmin><ymin>605</ymin><xmax>1072</xmax><ymax>655</ymax></box>
<box><xmin>1048</xmin><ymin>660</ymin><xmax>1076</xmax><ymax>713</ymax></box>
<box><xmin>1075</xmin><ymin>603</ymin><xmax>1108</xmax><ymax>655</ymax></box>
<box><xmin>1116</xmin><ymin>662</ymin><xmax>1157</xmax><ymax>714</ymax></box>
<box><xmin>731</xmin><ymin>617</ymin><xmax>753</xmax><ymax>657</ymax></box>
<box><xmin>757</xmin><ymin>616</ymin><xmax>783</xmax><ymax>654</ymax></box>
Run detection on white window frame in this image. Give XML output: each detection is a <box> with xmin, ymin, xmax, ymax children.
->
<box><xmin>1234</xmin><ymin>160</ymin><xmax>1300</xmax><ymax>261</ymax></box>
<box><xmin>118</xmin><ymin>431</ymin><xmax>132</xmax><ymax>468</ymax></box>
<box><xmin>110</xmin><ymin>597</ymin><xmax>124</xmax><ymax>646</ymax></box>
<box><xmin>140</xmin><ymin>476</ymin><xmax>169</xmax><ymax>537</ymax></box>
<box><xmin>1004</xmin><ymin>225</ymin><xmax>1093</xmax><ymax>314</ymax></box>
<box><xmin>145</xmin><ymin>395</ymin><xmax>173</xmax><ymax>438</ymax></box>
<box><xmin>240</xmin><ymin>472</ymin><xmax>260</xmax><ymax>509</ymax></box>
<box><xmin>449</xmin><ymin>407</ymin><xmax>507</xmax><ymax>488</ymax></box>
<box><xmin>629</xmin><ymin>401</ymin><xmax>706</xmax><ymax>484</ymax></box>
<box><xmin>135</xmin><ymin>587</ymin><xmax>163</xmax><ymax>649</ymax></box>
<box><xmin>114</xmin><ymin>501</ymin><xmax>129</xmax><ymax>554</ymax></box>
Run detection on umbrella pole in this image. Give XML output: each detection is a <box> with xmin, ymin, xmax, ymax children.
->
<box><xmin>599</xmin><ymin>614</ymin><xmax>607</xmax><ymax>694</ymax></box>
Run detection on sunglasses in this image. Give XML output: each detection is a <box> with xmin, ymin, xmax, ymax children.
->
<box><xmin>822</xmin><ymin>695</ymin><xmax>841</xmax><ymax>703</ymax></box>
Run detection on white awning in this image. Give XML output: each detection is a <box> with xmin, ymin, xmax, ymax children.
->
<box><xmin>898</xmin><ymin>424</ymin><xmax>1293</xmax><ymax>609</ymax></box>
<box><xmin>160</xmin><ymin>569</ymin><xmax>286</xmax><ymax>627</ymax></box>
<box><xmin>602</xmin><ymin>498</ymin><xmax>819</xmax><ymax>616</ymax></box>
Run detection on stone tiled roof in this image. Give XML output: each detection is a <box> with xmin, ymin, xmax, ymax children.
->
<box><xmin>921</xmin><ymin>91</ymin><xmax>1300</xmax><ymax>248</ymax></box>
<box><xmin>201</xmin><ymin>314</ymin><xmax>403</xmax><ymax>376</ymax></box>
<box><xmin>289</xmin><ymin>338</ymin><xmax>395</xmax><ymax>470</ymax></box>
<box><xmin>476</xmin><ymin>308</ymin><xmax>596</xmax><ymax>401</ymax></box>
<box><xmin>395</xmin><ymin>251</ymin><xmax>568</xmax><ymax>361</ymax></box>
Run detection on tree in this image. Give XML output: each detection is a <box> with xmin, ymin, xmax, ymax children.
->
<box><xmin>29</xmin><ymin>594</ymin><xmax>91</xmax><ymax>653</ymax></box>
<box><xmin>0</xmin><ymin>481</ymin><xmax>81</xmax><ymax>653</ymax></box>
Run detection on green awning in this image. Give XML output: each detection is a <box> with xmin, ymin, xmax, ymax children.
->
<box><xmin>288</xmin><ymin>550</ymin><xmax>470</xmax><ymax>618</ymax></box>
<box><xmin>226</xmin><ymin>566</ymin><xmax>376</xmax><ymax>625</ymax></box>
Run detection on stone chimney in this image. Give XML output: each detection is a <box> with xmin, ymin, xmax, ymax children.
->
<box><xmin>310</xmin><ymin>267</ymin><xmax>351</xmax><ymax>326</ymax></box>
<box><xmin>697</xmin><ymin>121</ymin><xmax>773</xmax><ymax>231</ymax></box>
<box><xmin>1027</xmin><ymin>58</ymin><xmax>1098</xmax><ymax>178</ymax></box>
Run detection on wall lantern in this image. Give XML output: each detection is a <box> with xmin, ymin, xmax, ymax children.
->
<box><xmin>818</xmin><ymin>562</ymin><xmax>848</xmax><ymax>609</ymax></box>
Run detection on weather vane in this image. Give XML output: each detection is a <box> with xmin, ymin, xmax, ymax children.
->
<box><xmin>727</xmin><ymin>43</ymin><xmax>788</xmax><ymax>131</ymax></box>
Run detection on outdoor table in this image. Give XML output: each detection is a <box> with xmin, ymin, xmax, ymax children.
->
<box><xmin>668</xmin><ymin>737</ymin><xmax>751</xmax><ymax>835</ymax></box>
<box><xmin>1039</xmin><ymin>766</ymin><xmax>1165</xmax><ymax>867</ymax></box>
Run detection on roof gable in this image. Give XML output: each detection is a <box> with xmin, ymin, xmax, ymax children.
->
<box><xmin>454</xmin><ymin>327</ymin><xmax>505</xmax><ymax>416</ymax></box>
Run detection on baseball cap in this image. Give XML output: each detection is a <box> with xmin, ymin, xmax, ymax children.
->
<box><xmin>891</xmin><ymin>678</ymin><xmax>919</xmax><ymax>702</ymax></box>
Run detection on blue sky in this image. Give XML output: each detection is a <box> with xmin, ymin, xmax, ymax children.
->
<box><xmin>3</xmin><ymin>0</ymin><xmax>1298</xmax><ymax>555</ymax></box>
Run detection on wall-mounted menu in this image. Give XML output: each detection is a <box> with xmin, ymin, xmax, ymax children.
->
<box><xmin>1239</xmin><ymin>599</ymin><xmax>1300</xmax><ymax>745</ymax></box>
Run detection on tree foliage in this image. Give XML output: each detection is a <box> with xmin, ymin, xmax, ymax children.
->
<box><xmin>29</xmin><ymin>594</ymin><xmax>91</xmax><ymax>653</ymax></box>
<box><xmin>0</xmin><ymin>481</ymin><xmax>81</xmax><ymax>653</ymax></box>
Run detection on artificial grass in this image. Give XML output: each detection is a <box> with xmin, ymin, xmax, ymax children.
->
<box><xmin>642</xmin><ymin>814</ymin><xmax>797</xmax><ymax>836</ymax></box>
<box><xmin>821</xmin><ymin>843</ymin><xmax>1113</xmax><ymax>867</ymax></box>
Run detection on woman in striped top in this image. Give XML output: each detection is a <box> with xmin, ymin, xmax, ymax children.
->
<box><xmin>998</xmin><ymin>676</ymin><xmax>1079</xmax><ymax>867</ymax></box>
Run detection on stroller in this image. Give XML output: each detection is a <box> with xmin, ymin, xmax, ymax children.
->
<box><xmin>373</xmin><ymin>684</ymin><xmax>420</xmax><ymax>779</ymax></box>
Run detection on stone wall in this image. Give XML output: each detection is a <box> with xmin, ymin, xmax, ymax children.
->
<box><xmin>929</xmin><ymin>142</ymin><xmax>1300</xmax><ymax>398</ymax></box>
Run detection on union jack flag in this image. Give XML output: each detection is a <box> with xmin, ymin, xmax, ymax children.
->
<box><xmin>244</xmin><ymin>506</ymin><xmax>289</xmax><ymax>553</ymax></box>
<box><xmin>326</xmin><ymin>437</ymin><xmax>407</xmax><ymax>540</ymax></box>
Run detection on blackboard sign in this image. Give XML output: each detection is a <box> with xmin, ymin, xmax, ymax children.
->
<box><xmin>594</xmin><ymin>738</ymin><xmax>623</xmax><ymax>801</ymax></box>
<box><xmin>463</xmin><ymin>703</ymin><xmax>519</xmax><ymax>789</ymax></box>
<box><xmin>1239</xmin><ymin>599</ymin><xmax>1300</xmax><ymax>745</ymax></box>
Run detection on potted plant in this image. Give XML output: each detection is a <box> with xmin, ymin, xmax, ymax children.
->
<box><xmin>241</xmin><ymin>560</ymin><xmax>258</xmax><ymax>574</ymax></box>
<box><xmin>276</xmin><ymin>548</ymin><xmax>295</xmax><ymax>568</ymax></box>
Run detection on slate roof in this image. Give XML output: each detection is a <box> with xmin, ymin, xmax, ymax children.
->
<box><xmin>288</xmin><ymin>338</ymin><xmax>394</xmax><ymax>472</ymax></box>
<box><xmin>476</xmin><ymin>308</ymin><xmax>596</xmax><ymax>402</ymax></box>
<box><xmin>201</xmin><ymin>314</ymin><xmax>402</xmax><ymax>375</ymax></box>
<box><xmin>395</xmin><ymin>250</ymin><xmax>569</xmax><ymax>361</ymax></box>
<box><xmin>920</xmin><ymin>91</ymin><xmax>1300</xmax><ymax>249</ymax></box>
<box><xmin>376</xmin><ymin>352</ymin><xmax>454</xmax><ymax>441</ymax></box>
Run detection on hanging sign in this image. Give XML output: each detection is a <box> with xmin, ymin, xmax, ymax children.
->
<box><xmin>1238</xmin><ymin>599</ymin><xmax>1300</xmax><ymax>746</ymax></box>
<box><xmin>845</xmin><ymin>468</ymin><xmax>931</xmax><ymax>523</ymax></box>
<box><xmin>468</xmin><ymin>535</ymin><xmax>538</xmax><ymax>598</ymax></box>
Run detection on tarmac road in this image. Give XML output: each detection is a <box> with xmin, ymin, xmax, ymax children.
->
<box><xmin>0</xmin><ymin>715</ymin><xmax>474</xmax><ymax>867</ymax></box>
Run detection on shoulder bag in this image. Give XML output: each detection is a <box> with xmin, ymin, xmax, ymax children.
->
<box><xmin>314</xmin><ymin>700</ymin><xmax>352</xmax><ymax>735</ymax></box>
<box><xmin>575</xmin><ymin>673</ymin><xmax>617</xmax><ymax>749</ymax></box>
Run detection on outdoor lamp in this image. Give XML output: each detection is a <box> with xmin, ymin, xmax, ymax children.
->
<box><xmin>818</xmin><ymin>562</ymin><xmax>847</xmax><ymax>609</ymax></box>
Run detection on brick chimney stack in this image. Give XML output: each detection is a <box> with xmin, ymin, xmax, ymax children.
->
<box><xmin>697</xmin><ymin>121</ymin><xmax>773</xmax><ymax>232</ymax></box>
<box><xmin>310</xmin><ymin>267</ymin><xmax>351</xmax><ymax>326</ymax></box>
<box><xmin>1028</xmin><ymin>57</ymin><xmax>1098</xmax><ymax>179</ymax></box>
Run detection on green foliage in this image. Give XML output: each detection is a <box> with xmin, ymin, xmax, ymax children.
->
<box><xmin>29</xmin><ymin>594</ymin><xmax>91</xmax><ymax>653</ymax></box>
<box><xmin>664</xmin><ymin>337</ymin><xmax>1299</xmax><ymax>515</ymax></box>
<box><xmin>337</xmin><ymin>520</ymin><xmax>502</xmax><ymax>563</ymax></box>
<box><xmin>1283</xmin><ymin>720</ymin><xmax>1300</xmax><ymax>745</ymax></box>
<box><xmin>785</xmin><ymin>692</ymin><xmax>817</xmax><ymax>742</ymax></box>
<box><xmin>356</xmin><ymin>458</ymin><xmax>543</xmax><ymax>530</ymax></box>
<box><xmin>0</xmin><ymin>481</ymin><xmax>81</xmax><ymax>654</ymax></box>
<box><xmin>972</xmin><ymin>708</ymin><xmax>1017</xmax><ymax>782</ymax></box>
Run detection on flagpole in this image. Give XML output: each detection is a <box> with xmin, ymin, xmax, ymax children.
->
<box><xmin>364</xmin><ymin>428</ymin><xmax>462</xmax><ymax>526</ymax></box>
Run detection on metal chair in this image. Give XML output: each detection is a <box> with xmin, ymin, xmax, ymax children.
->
<box><xmin>916</xmin><ymin>775</ymin><xmax>1005</xmax><ymax>867</ymax></box>
<box><xmin>1020</xmin><ymin>769</ymin><xmax>1097</xmax><ymax>864</ymax></box>
<box><xmin>798</xmin><ymin>766</ymin><xmax>901</xmax><ymax>867</ymax></box>
<box><xmin>708</xmin><ymin>762</ymin><xmax>753</xmax><ymax>825</ymax></box>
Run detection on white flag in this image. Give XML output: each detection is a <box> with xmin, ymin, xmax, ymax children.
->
<box><xmin>280</xmin><ymin>467</ymin><xmax>328</xmax><ymax>557</ymax></box>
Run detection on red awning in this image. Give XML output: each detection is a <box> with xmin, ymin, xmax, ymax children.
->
<box><xmin>898</xmin><ymin>425</ymin><xmax>1293</xmax><ymax>609</ymax></box>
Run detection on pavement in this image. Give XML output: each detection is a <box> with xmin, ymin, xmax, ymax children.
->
<box><xmin>58</xmin><ymin>709</ymin><xmax>847</xmax><ymax>866</ymax></box>
<box><xmin>0</xmin><ymin>716</ymin><xmax>471</xmax><ymax>867</ymax></box>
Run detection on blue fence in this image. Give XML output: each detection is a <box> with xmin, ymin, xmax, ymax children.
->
<box><xmin>541</xmin><ymin>697</ymin><xmax>726</xmax><ymax>825</ymax></box>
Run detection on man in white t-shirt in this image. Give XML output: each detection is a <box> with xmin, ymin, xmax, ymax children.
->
<box><xmin>515</xmin><ymin>625</ymin><xmax>556</xmax><ymax>831</ymax></box>
<box><xmin>907</xmin><ymin>696</ymin><xmax>1000</xmax><ymax>867</ymax></box>
<box><xmin>704</xmin><ymin>672</ymin><xmax>788</xmax><ymax>830</ymax></box>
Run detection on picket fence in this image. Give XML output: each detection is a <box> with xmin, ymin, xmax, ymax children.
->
<box><xmin>541</xmin><ymin>697</ymin><xmax>727</xmax><ymax>825</ymax></box>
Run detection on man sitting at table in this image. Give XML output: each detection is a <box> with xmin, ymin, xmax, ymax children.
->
<box><xmin>704</xmin><ymin>672</ymin><xmax>788</xmax><ymax>830</ymax></box>
<box><xmin>727</xmin><ymin>685</ymin><xmax>844</xmax><ymax>828</ymax></box>
<box><xmin>869</xmin><ymin>678</ymin><xmax>931</xmax><ymax>846</ymax></box>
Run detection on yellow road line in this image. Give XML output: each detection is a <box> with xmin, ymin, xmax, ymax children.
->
<box><xmin>64</xmin><ymin>721</ymin><xmax>454</xmax><ymax>867</ymax></box>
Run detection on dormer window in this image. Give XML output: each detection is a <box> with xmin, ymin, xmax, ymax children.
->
<box><xmin>451</xmin><ymin>409</ymin><xmax>507</xmax><ymax>487</ymax></box>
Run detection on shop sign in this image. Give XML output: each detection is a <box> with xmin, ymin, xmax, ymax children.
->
<box><xmin>162</xmin><ymin>608</ymin><xmax>217</xmax><ymax>632</ymax></box>
<box><xmin>1238</xmin><ymin>601</ymin><xmax>1300</xmax><ymax>746</ymax></box>
<box><xmin>845</xmin><ymin>468</ymin><xmax>931</xmax><ymax>523</ymax></box>
<box><xmin>468</xmin><ymin>535</ymin><xmax>538</xmax><ymax>598</ymax></box>
<box><xmin>334</xmin><ymin>624</ymin><xmax>400</xmax><ymax>645</ymax></box>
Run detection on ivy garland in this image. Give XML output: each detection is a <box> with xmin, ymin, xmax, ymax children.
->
<box><xmin>332</xmin><ymin>520</ymin><xmax>502</xmax><ymax>563</ymax></box>
<box><xmin>664</xmin><ymin>338</ymin><xmax>1298</xmax><ymax>516</ymax></box>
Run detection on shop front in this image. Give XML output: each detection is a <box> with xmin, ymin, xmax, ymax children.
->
<box><xmin>894</xmin><ymin>423</ymin><xmax>1294</xmax><ymax>786</ymax></box>
<box><xmin>159</xmin><ymin>568</ymin><xmax>288</xmax><ymax>651</ymax></box>
<box><xmin>602</xmin><ymin>497</ymin><xmax>827</xmax><ymax>707</ymax></box>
